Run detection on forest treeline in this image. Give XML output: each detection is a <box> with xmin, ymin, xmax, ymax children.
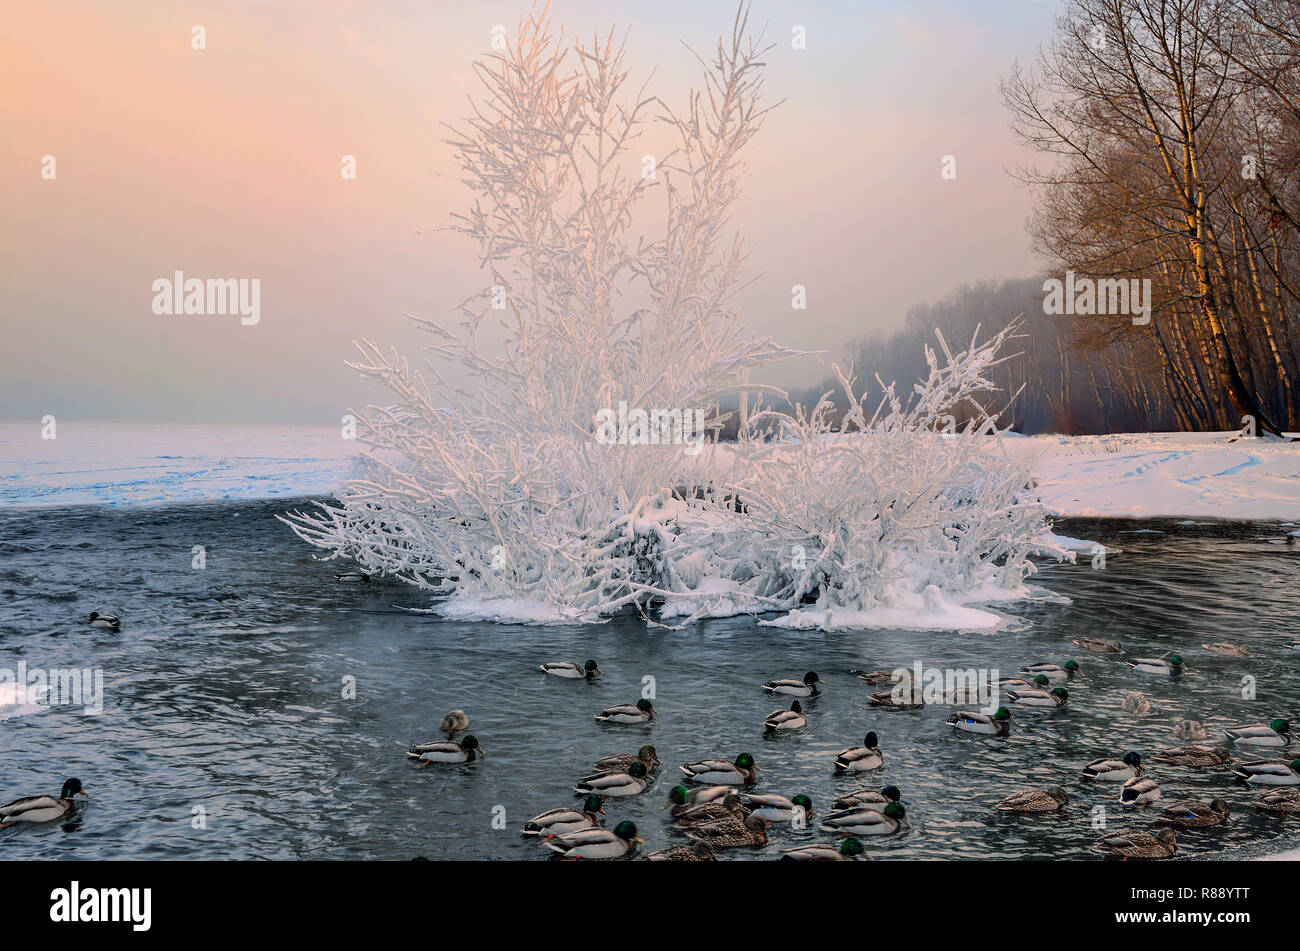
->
<box><xmin>788</xmin><ymin>0</ymin><xmax>1299</xmax><ymax>437</ymax></box>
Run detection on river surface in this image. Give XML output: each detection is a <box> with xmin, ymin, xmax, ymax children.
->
<box><xmin>1</xmin><ymin>501</ymin><xmax>1298</xmax><ymax>859</ymax></box>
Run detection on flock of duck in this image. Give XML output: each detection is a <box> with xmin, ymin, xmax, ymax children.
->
<box><xmin>3</xmin><ymin>616</ymin><xmax>1296</xmax><ymax>860</ymax></box>
<box><xmin>398</xmin><ymin>640</ymin><xmax>1300</xmax><ymax>861</ymax></box>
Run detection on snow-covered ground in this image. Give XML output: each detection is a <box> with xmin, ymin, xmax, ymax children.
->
<box><xmin>0</xmin><ymin>422</ymin><xmax>363</xmax><ymax>508</ymax></box>
<box><xmin>1002</xmin><ymin>431</ymin><xmax>1300</xmax><ymax>521</ymax></box>
<box><xmin>1</xmin><ymin>424</ymin><xmax>1297</xmax><ymax>521</ymax></box>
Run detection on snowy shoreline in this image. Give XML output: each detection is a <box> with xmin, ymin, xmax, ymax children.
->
<box><xmin>2</xmin><ymin>424</ymin><xmax>1298</xmax><ymax>521</ymax></box>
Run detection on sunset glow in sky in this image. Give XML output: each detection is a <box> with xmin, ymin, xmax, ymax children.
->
<box><xmin>1</xmin><ymin>0</ymin><xmax>1060</xmax><ymax>422</ymax></box>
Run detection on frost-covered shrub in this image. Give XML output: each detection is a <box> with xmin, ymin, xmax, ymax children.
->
<box><xmin>284</xmin><ymin>8</ymin><xmax>1063</xmax><ymax>629</ymax></box>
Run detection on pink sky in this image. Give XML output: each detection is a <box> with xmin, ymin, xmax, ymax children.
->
<box><xmin>0</xmin><ymin>0</ymin><xmax>1057</xmax><ymax>422</ymax></box>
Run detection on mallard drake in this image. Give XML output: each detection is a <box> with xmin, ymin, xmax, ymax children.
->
<box><xmin>869</xmin><ymin>688</ymin><xmax>922</xmax><ymax>710</ymax></box>
<box><xmin>665</xmin><ymin>784</ymin><xmax>732</xmax><ymax>818</ymax></box>
<box><xmin>679</xmin><ymin>753</ymin><xmax>759</xmax><ymax>785</ymax></box>
<box><xmin>0</xmin><ymin>778</ymin><xmax>88</xmax><ymax>827</ymax></box>
<box><xmin>1201</xmin><ymin>642</ymin><xmax>1250</xmax><ymax>656</ymax></box>
<box><xmin>1151</xmin><ymin>745</ymin><xmax>1233</xmax><ymax>768</ymax></box>
<box><xmin>1172</xmin><ymin>719</ymin><xmax>1207</xmax><ymax>740</ymax></box>
<box><xmin>948</xmin><ymin>708</ymin><xmax>1012</xmax><ymax>736</ymax></box>
<box><xmin>1231</xmin><ymin>758</ymin><xmax>1300</xmax><ymax>786</ymax></box>
<box><xmin>834</xmin><ymin>733</ymin><xmax>884</xmax><ymax>772</ymax></box>
<box><xmin>1119</xmin><ymin>777</ymin><xmax>1162</xmax><ymax>806</ymax></box>
<box><xmin>1018</xmin><ymin>661</ymin><xmax>1078</xmax><ymax>681</ymax></box>
<box><xmin>780</xmin><ymin>838</ymin><xmax>866</xmax><ymax>861</ymax></box>
<box><xmin>1154</xmin><ymin>798</ymin><xmax>1229</xmax><ymax>828</ymax></box>
<box><xmin>1093</xmin><ymin>828</ymin><xmax>1177</xmax><ymax>859</ymax></box>
<box><xmin>540</xmin><ymin>659</ymin><xmax>602</xmax><ymax>680</ymax></box>
<box><xmin>592</xmin><ymin>745</ymin><xmax>659</xmax><ymax>775</ymax></box>
<box><xmin>741</xmin><ymin>793</ymin><xmax>813</xmax><ymax>823</ymax></box>
<box><xmin>762</xmin><ymin>671</ymin><xmax>824</xmax><ymax>698</ymax></box>
<box><xmin>819</xmin><ymin>801</ymin><xmax>907</xmax><ymax>835</ymax></box>
<box><xmin>994</xmin><ymin>787</ymin><xmax>1069</xmax><ymax>813</ymax></box>
<box><xmin>1006</xmin><ymin>686</ymin><xmax>1068</xmax><ymax>709</ymax></box>
<box><xmin>334</xmin><ymin>571</ymin><xmax>370</xmax><ymax>583</ymax></box>
<box><xmin>1255</xmin><ymin>788</ymin><xmax>1300</xmax><ymax>817</ymax></box>
<box><xmin>522</xmin><ymin>795</ymin><xmax>604</xmax><ymax>836</ymax></box>
<box><xmin>87</xmin><ymin>612</ymin><xmax>120</xmax><ymax>631</ymax></box>
<box><xmin>1003</xmin><ymin>674</ymin><xmax>1051</xmax><ymax>693</ymax></box>
<box><xmin>574</xmin><ymin>761</ymin><xmax>650</xmax><ymax>797</ymax></box>
<box><xmin>1080</xmin><ymin>751</ymin><xmax>1142</xmax><ymax>782</ymax></box>
<box><xmin>1073</xmin><ymin>637</ymin><xmax>1123</xmax><ymax>653</ymax></box>
<box><xmin>439</xmin><ymin>709</ymin><xmax>470</xmax><ymax>738</ymax></box>
<box><xmin>853</xmin><ymin>669</ymin><xmax>900</xmax><ymax>686</ymax></box>
<box><xmin>646</xmin><ymin>840</ymin><xmax>716</xmax><ymax>861</ymax></box>
<box><xmin>764</xmin><ymin>700</ymin><xmax>807</xmax><ymax>732</ymax></box>
<box><xmin>545</xmin><ymin>820</ymin><xmax>641</xmax><ymax>859</ymax></box>
<box><xmin>1128</xmin><ymin>655</ymin><xmax>1184</xmax><ymax>676</ymax></box>
<box><xmin>672</xmin><ymin>790</ymin><xmax>746</xmax><ymax>826</ymax></box>
<box><xmin>1224</xmin><ymin>719</ymin><xmax>1292</xmax><ymax>747</ymax></box>
<box><xmin>832</xmin><ymin>785</ymin><xmax>901</xmax><ymax>811</ymax></box>
<box><xmin>407</xmin><ymin>735</ymin><xmax>484</xmax><ymax>765</ymax></box>
<box><xmin>685</xmin><ymin>813</ymin><xmax>769</xmax><ymax>850</ymax></box>
<box><xmin>595</xmin><ymin>699</ymin><xmax>655</xmax><ymax>724</ymax></box>
<box><xmin>1120</xmin><ymin>691</ymin><xmax>1151</xmax><ymax>714</ymax></box>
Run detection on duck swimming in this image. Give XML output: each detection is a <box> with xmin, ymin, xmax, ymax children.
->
<box><xmin>1255</xmin><ymin>788</ymin><xmax>1300</xmax><ymax>817</ymax></box>
<box><xmin>1073</xmin><ymin>637</ymin><xmax>1123</xmax><ymax>653</ymax></box>
<box><xmin>408</xmin><ymin>734</ymin><xmax>485</xmax><ymax>765</ymax></box>
<box><xmin>780</xmin><ymin>838</ymin><xmax>866</xmax><ymax>861</ymax></box>
<box><xmin>592</xmin><ymin>745</ymin><xmax>659</xmax><ymax>775</ymax></box>
<box><xmin>762</xmin><ymin>671</ymin><xmax>824</xmax><ymax>698</ymax></box>
<box><xmin>88</xmin><ymin>612</ymin><xmax>120</xmax><ymax>632</ymax></box>
<box><xmin>546</xmin><ymin>820</ymin><xmax>641</xmax><ymax>859</ymax></box>
<box><xmin>0</xmin><ymin>778</ymin><xmax>88</xmax><ymax>827</ymax></box>
<box><xmin>994</xmin><ymin>787</ymin><xmax>1069</xmax><ymax>813</ymax></box>
<box><xmin>685</xmin><ymin>813</ymin><xmax>769</xmax><ymax>850</ymax></box>
<box><xmin>1201</xmin><ymin>642</ymin><xmax>1250</xmax><ymax>656</ymax></box>
<box><xmin>854</xmin><ymin>669</ymin><xmax>901</xmax><ymax>686</ymax></box>
<box><xmin>1172</xmin><ymin>719</ymin><xmax>1207</xmax><ymax>740</ymax></box>
<box><xmin>646</xmin><ymin>840</ymin><xmax>717</xmax><ymax>861</ymax></box>
<box><xmin>833</xmin><ymin>785</ymin><xmax>902</xmax><ymax>811</ymax></box>
<box><xmin>1119</xmin><ymin>777</ymin><xmax>1162</xmax><ymax>806</ymax></box>
<box><xmin>540</xmin><ymin>660</ymin><xmax>602</xmax><ymax>680</ymax></box>
<box><xmin>869</xmin><ymin>688</ymin><xmax>922</xmax><ymax>710</ymax></box>
<box><xmin>764</xmin><ymin>700</ymin><xmax>807</xmax><ymax>732</ymax></box>
<box><xmin>1120</xmin><ymin>691</ymin><xmax>1151</xmax><ymax>714</ymax></box>
<box><xmin>1223</xmin><ymin>719</ymin><xmax>1291</xmax><ymax>747</ymax></box>
<box><xmin>1018</xmin><ymin>661</ymin><xmax>1078</xmax><ymax>681</ymax></box>
<box><xmin>1154</xmin><ymin>798</ymin><xmax>1229</xmax><ymax>828</ymax></box>
<box><xmin>949</xmin><ymin>708</ymin><xmax>1012</xmax><ymax>736</ymax></box>
<box><xmin>522</xmin><ymin>795</ymin><xmax>604</xmax><ymax>837</ymax></box>
<box><xmin>819</xmin><ymin>801</ymin><xmax>907</xmax><ymax>836</ymax></box>
<box><xmin>1080</xmin><ymin>751</ymin><xmax>1142</xmax><ymax>782</ymax></box>
<box><xmin>834</xmin><ymin>732</ymin><xmax>884</xmax><ymax>771</ymax></box>
<box><xmin>1006</xmin><ymin>686</ymin><xmax>1068</xmax><ymax>709</ymax></box>
<box><xmin>1093</xmin><ymin>828</ymin><xmax>1177</xmax><ymax>859</ymax></box>
<box><xmin>439</xmin><ymin>710</ymin><xmax>470</xmax><ymax>738</ymax></box>
<box><xmin>1151</xmin><ymin>745</ymin><xmax>1233</xmax><ymax>768</ymax></box>
<box><xmin>741</xmin><ymin>793</ymin><xmax>813</xmax><ymax>823</ymax></box>
<box><xmin>1128</xmin><ymin>655</ymin><xmax>1184</xmax><ymax>676</ymax></box>
<box><xmin>595</xmin><ymin>699</ymin><xmax>655</xmax><ymax>724</ymax></box>
<box><xmin>574</xmin><ymin>761</ymin><xmax>650</xmax><ymax>798</ymax></box>
<box><xmin>679</xmin><ymin>753</ymin><xmax>759</xmax><ymax>785</ymax></box>
<box><xmin>1231</xmin><ymin>758</ymin><xmax>1300</xmax><ymax>786</ymax></box>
